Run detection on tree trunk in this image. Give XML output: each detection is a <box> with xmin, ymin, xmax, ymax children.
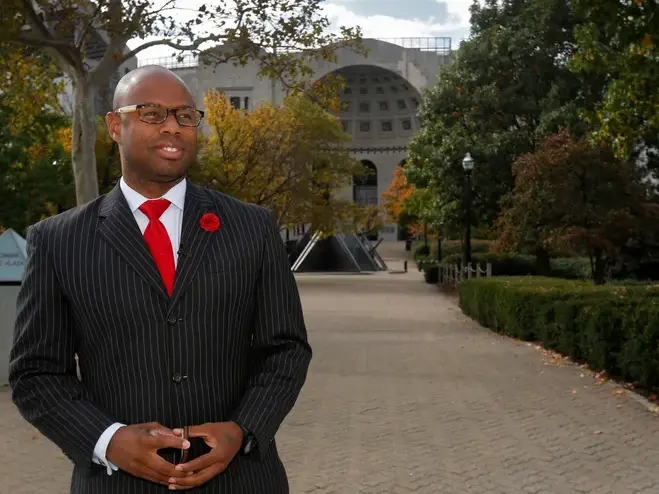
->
<box><xmin>593</xmin><ymin>253</ymin><xmax>606</xmax><ymax>285</ymax></box>
<box><xmin>535</xmin><ymin>247</ymin><xmax>551</xmax><ymax>276</ymax></box>
<box><xmin>71</xmin><ymin>78</ymin><xmax>100</xmax><ymax>205</ymax></box>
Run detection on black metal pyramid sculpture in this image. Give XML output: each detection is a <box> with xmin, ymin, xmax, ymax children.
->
<box><xmin>290</xmin><ymin>231</ymin><xmax>388</xmax><ymax>273</ymax></box>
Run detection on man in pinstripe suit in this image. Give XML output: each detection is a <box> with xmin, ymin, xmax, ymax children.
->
<box><xmin>9</xmin><ymin>65</ymin><xmax>312</xmax><ymax>493</ymax></box>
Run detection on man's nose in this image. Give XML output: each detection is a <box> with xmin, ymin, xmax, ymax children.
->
<box><xmin>159</xmin><ymin>112</ymin><xmax>182</xmax><ymax>134</ymax></box>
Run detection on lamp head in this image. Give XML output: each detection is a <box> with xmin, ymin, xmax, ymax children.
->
<box><xmin>462</xmin><ymin>152</ymin><xmax>474</xmax><ymax>172</ymax></box>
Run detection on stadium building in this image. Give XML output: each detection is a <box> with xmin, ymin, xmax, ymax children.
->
<box><xmin>139</xmin><ymin>37</ymin><xmax>453</xmax><ymax>242</ymax></box>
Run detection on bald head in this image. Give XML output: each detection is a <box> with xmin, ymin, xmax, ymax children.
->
<box><xmin>106</xmin><ymin>64</ymin><xmax>199</xmax><ymax>197</ymax></box>
<box><xmin>112</xmin><ymin>65</ymin><xmax>192</xmax><ymax>109</ymax></box>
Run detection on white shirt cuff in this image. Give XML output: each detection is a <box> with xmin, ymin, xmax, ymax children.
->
<box><xmin>92</xmin><ymin>422</ymin><xmax>126</xmax><ymax>475</ymax></box>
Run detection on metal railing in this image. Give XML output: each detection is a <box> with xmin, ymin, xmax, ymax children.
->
<box><xmin>376</xmin><ymin>37</ymin><xmax>452</xmax><ymax>54</ymax></box>
<box><xmin>442</xmin><ymin>262</ymin><xmax>492</xmax><ymax>286</ymax></box>
<box><xmin>137</xmin><ymin>37</ymin><xmax>452</xmax><ymax>69</ymax></box>
<box><xmin>138</xmin><ymin>53</ymin><xmax>198</xmax><ymax>69</ymax></box>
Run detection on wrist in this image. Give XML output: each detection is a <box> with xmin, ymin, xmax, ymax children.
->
<box><xmin>230</xmin><ymin>421</ymin><xmax>256</xmax><ymax>456</ymax></box>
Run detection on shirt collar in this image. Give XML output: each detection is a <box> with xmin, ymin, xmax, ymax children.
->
<box><xmin>119</xmin><ymin>176</ymin><xmax>187</xmax><ymax>213</ymax></box>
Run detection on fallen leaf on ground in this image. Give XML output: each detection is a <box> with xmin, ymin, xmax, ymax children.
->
<box><xmin>593</xmin><ymin>431</ymin><xmax>602</xmax><ymax>435</ymax></box>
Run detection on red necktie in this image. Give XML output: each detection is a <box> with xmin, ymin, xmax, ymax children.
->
<box><xmin>139</xmin><ymin>199</ymin><xmax>175</xmax><ymax>296</ymax></box>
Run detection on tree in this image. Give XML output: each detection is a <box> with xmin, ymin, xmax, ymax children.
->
<box><xmin>0</xmin><ymin>105</ymin><xmax>76</xmax><ymax>234</ymax></box>
<box><xmin>190</xmin><ymin>89</ymin><xmax>370</xmax><ymax>234</ymax></box>
<box><xmin>1</xmin><ymin>0</ymin><xmax>363</xmax><ymax>206</ymax></box>
<box><xmin>407</xmin><ymin>0</ymin><xmax>586</xmax><ymax>235</ymax></box>
<box><xmin>0</xmin><ymin>43</ymin><xmax>65</xmax><ymax>135</ymax></box>
<box><xmin>493</xmin><ymin>129</ymin><xmax>659</xmax><ymax>283</ymax></box>
<box><xmin>569</xmin><ymin>0</ymin><xmax>659</xmax><ymax>167</ymax></box>
<box><xmin>380</xmin><ymin>165</ymin><xmax>416</xmax><ymax>225</ymax></box>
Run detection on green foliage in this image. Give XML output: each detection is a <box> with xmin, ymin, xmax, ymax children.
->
<box><xmin>459</xmin><ymin>277</ymin><xmax>659</xmax><ymax>391</ymax></box>
<box><xmin>441</xmin><ymin>252</ymin><xmax>536</xmax><ymax>276</ymax></box>
<box><xmin>439</xmin><ymin>251</ymin><xmax>591</xmax><ymax>279</ymax></box>
<box><xmin>407</xmin><ymin>0</ymin><xmax>586</xmax><ymax>231</ymax></box>
<box><xmin>569</xmin><ymin>0</ymin><xmax>659</xmax><ymax>166</ymax></box>
<box><xmin>1</xmin><ymin>0</ymin><xmax>364</xmax><ymax>205</ymax></box>
<box><xmin>0</xmin><ymin>105</ymin><xmax>75</xmax><ymax>234</ymax></box>
<box><xmin>423</xmin><ymin>265</ymin><xmax>440</xmax><ymax>284</ymax></box>
<box><xmin>412</xmin><ymin>239</ymin><xmax>491</xmax><ymax>260</ymax></box>
<box><xmin>413</xmin><ymin>244</ymin><xmax>431</xmax><ymax>259</ymax></box>
<box><xmin>493</xmin><ymin>129</ymin><xmax>659</xmax><ymax>283</ymax></box>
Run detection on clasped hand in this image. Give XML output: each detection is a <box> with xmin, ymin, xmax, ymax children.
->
<box><xmin>106</xmin><ymin>421</ymin><xmax>243</xmax><ymax>490</ymax></box>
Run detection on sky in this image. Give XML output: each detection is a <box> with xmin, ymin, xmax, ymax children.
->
<box><xmin>129</xmin><ymin>0</ymin><xmax>477</xmax><ymax>64</ymax></box>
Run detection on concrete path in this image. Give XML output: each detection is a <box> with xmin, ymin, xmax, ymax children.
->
<box><xmin>3</xmin><ymin>250</ymin><xmax>659</xmax><ymax>493</ymax></box>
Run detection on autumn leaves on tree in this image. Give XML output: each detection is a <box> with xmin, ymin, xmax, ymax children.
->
<box><xmin>1</xmin><ymin>0</ymin><xmax>363</xmax><ymax>205</ymax></box>
<box><xmin>191</xmin><ymin>90</ymin><xmax>374</xmax><ymax>234</ymax></box>
<box><xmin>494</xmin><ymin>130</ymin><xmax>659</xmax><ymax>283</ymax></box>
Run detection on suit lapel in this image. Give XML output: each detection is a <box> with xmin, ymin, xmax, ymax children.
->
<box><xmin>168</xmin><ymin>182</ymin><xmax>220</xmax><ymax>310</ymax></box>
<box><xmin>98</xmin><ymin>184</ymin><xmax>169</xmax><ymax>301</ymax></box>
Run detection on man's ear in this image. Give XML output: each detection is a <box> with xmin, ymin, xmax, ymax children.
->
<box><xmin>105</xmin><ymin>111</ymin><xmax>121</xmax><ymax>143</ymax></box>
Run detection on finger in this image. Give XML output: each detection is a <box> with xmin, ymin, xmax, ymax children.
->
<box><xmin>173</xmin><ymin>451</ymin><xmax>218</xmax><ymax>473</ymax></box>
<box><xmin>136</xmin><ymin>466</ymin><xmax>173</xmax><ymax>486</ymax></box>
<box><xmin>144</xmin><ymin>432</ymin><xmax>190</xmax><ymax>451</ymax></box>
<box><xmin>169</xmin><ymin>462</ymin><xmax>224</xmax><ymax>488</ymax></box>
<box><xmin>184</xmin><ymin>424</ymin><xmax>212</xmax><ymax>438</ymax></box>
<box><xmin>148</xmin><ymin>428</ymin><xmax>178</xmax><ymax>438</ymax></box>
<box><xmin>127</xmin><ymin>460</ymin><xmax>176</xmax><ymax>485</ymax></box>
<box><xmin>144</xmin><ymin>453</ymin><xmax>189</xmax><ymax>479</ymax></box>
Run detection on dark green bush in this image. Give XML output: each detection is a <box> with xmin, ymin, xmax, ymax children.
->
<box><xmin>423</xmin><ymin>265</ymin><xmax>439</xmax><ymax>284</ymax></box>
<box><xmin>414</xmin><ymin>244</ymin><xmax>430</xmax><ymax>259</ymax></box>
<box><xmin>550</xmin><ymin>257</ymin><xmax>591</xmax><ymax>279</ymax></box>
<box><xmin>441</xmin><ymin>239</ymin><xmax>491</xmax><ymax>258</ymax></box>
<box><xmin>459</xmin><ymin>277</ymin><xmax>659</xmax><ymax>392</ymax></box>
<box><xmin>441</xmin><ymin>252</ymin><xmax>536</xmax><ymax>277</ymax></box>
<box><xmin>412</xmin><ymin>239</ymin><xmax>492</xmax><ymax>261</ymax></box>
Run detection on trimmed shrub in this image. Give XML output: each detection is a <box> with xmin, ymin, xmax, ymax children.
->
<box><xmin>441</xmin><ymin>252</ymin><xmax>536</xmax><ymax>277</ymax></box>
<box><xmin>459</xmin><ymin>277</ymin><xmax>659</xmax><ymax>392</ymax></box>
<box><xmin>550</xmin><ymin>257</ymin><xmax>591</xmax><ymax>279</ymax></box>
<box><xmin>414</xmin><ymin>243</ymin><xmax>430</xmax><ymax>259</ymax></box>
<box><xmin>423</xmin><ymin>265</ymin><xmax>440</xmax><ymax>283</ymax></box>
<box><xmin>412</xmin><ymin>239</ymin><xmax>492</xmax><ymax>261</ymax></box>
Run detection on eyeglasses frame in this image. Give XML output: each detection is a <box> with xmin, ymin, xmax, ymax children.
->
<box><xmin>113</xmin><ymin>104</ymin><xmax>205</xmax><ymax>127</ymax></box>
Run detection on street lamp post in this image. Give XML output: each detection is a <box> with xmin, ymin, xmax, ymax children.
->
<box><xmin>462</xmin><ymin>152</ymin><xmax>475</xmax><ymax>266</ymax></box>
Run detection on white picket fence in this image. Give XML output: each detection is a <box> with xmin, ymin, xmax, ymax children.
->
<box><xmin>441</xmin><ymin>262</ymin><xmax>492</xmax><ymax>286</ymax></box>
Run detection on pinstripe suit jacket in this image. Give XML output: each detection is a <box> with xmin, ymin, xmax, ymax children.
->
<box><xmin>8</xmin><ymin>181</ymin><xmax>312</xmax><ymax>494</ymax></box>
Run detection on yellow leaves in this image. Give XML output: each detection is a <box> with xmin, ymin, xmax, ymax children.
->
<box><xmin>0</xmin><ymin>43</ymin><xmax>64</xmax><ymax>135</ymax></box>
<box><xmin>380</xmin><ymin>165</ymin><xmax>415</xmax><ymax>223</ymax></box>
<box><xmin>194</xmin><ymin>88</ymin><xmax>360</xmax><ymax>230</ymax></box>
<box><xmin>58</xmin><ymin>127</ymin><xmax>73</xmax><ymax>154</ymax></box>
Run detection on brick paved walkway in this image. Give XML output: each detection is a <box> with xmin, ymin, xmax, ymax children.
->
<box><xmin>3</xmin><ymin>259</ymin><xmax>659</xmax><ymax>493</ymax></box>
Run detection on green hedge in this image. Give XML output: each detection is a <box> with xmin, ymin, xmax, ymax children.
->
<box><xmin>440</xmin><ymin>253</ymin><xmax>591</xmax><ymax>280</ymax></box>
<box><xmin>412</xmin><ymin>239</ymin><xmax>492</xmax><ymax>260</ymax></box>
<box><xmin>441</xmin><ymin>253</ymin><xmax>536</xmax><ymax>276</ymax></box>
<box><xmin>459</xmin><ymin>277</ymin><xmax>659</xmax><ymax>391</ymax></box>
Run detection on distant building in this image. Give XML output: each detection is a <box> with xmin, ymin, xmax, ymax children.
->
<box><xmin>139</xmin><ymin>37</ymin><xmax>453</xmax><ymax>241</ymax></box>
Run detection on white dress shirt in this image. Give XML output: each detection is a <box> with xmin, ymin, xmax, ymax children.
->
<box><xmin>92</xmin><ymin>176</ymin><xmax>187</xmax><ymax>475</ymax></box>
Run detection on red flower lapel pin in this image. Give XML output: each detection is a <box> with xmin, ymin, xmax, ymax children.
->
<box><xmin>200</xmin><ymin>213</ymin><xmax>220</xmax><ymax>232</ymax></box>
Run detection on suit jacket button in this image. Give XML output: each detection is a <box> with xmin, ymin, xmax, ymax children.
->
<box><xmin>167</xmin><ymin>314</ymin><xmax>178</xmax><ymax>325</ymax></box>
<box><xmin>172</xmin><ymin>373</ymin><xmax>183</xmax><ymax>383</ymax></box>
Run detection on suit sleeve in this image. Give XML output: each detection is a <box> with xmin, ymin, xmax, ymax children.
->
<box><xmin>9</xmin><ymin>223</ymin><xmax>118</xmax><ymax>471</ymax></box>
<box><xmin>231</xmin><ymin>210</ymin><xmax>312</xmax><ymax>458</ymax></box>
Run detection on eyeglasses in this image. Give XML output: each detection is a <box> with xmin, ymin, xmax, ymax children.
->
<box><xmin>114</xmin><ymin>104</ymin><xmax>204</xmax><ymax>127</ymax></box>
